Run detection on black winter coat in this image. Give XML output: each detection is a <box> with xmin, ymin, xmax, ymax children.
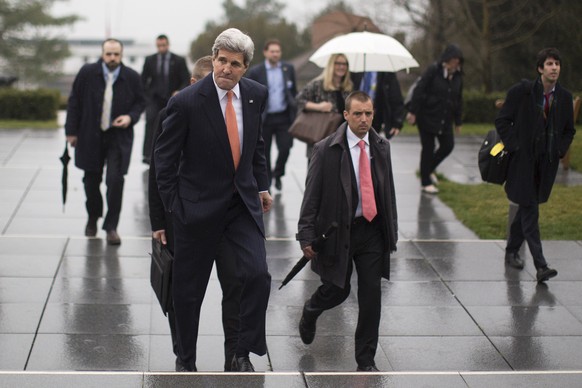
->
<box><xmin>65</xmin><ymin>60</ymin><xmax>146</xmax><ymax>173</ymax></box>
<box><xmin>297</xmin><ymin>124</ymin><xmax>398</xmax><ymax>288</ymax></box>
<box><xmin>496</xmin><ymin>78</ymin><xmax>576</xmax><ymax>205</ymax></box>
<box><xmin>408</xmin><ymin>62</ymin><xmax>463</xmax><ymax>134</ymax></box>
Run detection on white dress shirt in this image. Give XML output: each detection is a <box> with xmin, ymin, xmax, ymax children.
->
<box><xmin>213</xmin><ymin>73</ymin><xmax>243</xmax><ymax>155</ymax></box>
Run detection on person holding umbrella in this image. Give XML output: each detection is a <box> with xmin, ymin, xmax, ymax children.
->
<box><xmin>296</xmin><ymin>53</ymin><xmax>353</xmax><ymax>161</ymax></box>
<box><xmin>296</xmin><ymin>91</ymin><xmax>398</xmax><ymax>372</ymax></box>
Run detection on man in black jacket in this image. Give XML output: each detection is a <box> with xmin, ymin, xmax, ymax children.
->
<box><xmin>141</xmin><ymin>34</ymin><xmax>189</xmax><ymax>164</ymax></box>
<box><xmin>65</xmin><ymin>38</ymin><xmax>145</xmax><ymax>245</ymax></box>
<box><xmin>496</xmin><ymin>47</ymin><xmax>575</xmax><ymax>282</ymax></box>
<box><xmin>406</xmin><ymin>44</ymin><xmax>464</xmax><ymax>194</ymax></box>
<box><xmin>246</xmin><ymin>39</ymin><xmax>297</xmax><ymax>190</ymax></box>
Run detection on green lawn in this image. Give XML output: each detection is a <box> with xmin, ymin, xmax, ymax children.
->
<box><xmin>403</xmin><ymin>122</ymin><xmax>581</xmax><ymax>240</ymax></box>
<box><xmin>438</xmin><ymin>180</ymin><xmax>582</xmax><ymax>240</ymax></box>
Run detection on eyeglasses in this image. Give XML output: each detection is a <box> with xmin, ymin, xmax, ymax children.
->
<box><xmin>334</xmin><ymin>61</ymin><xmax>348</xmax><ymax>67</ymax></box>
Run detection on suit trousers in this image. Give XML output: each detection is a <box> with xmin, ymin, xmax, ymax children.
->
<box><xmin>418</xmin><ymin>129</ymin><xmax>454</xmax><ymax>186</ymax></box>
<box><xmin>143</xmin><ymin>96</ymin><xmax>167</xmax><ymax>161</ymax></box>
<box><xmin>83</xmin><ymin>131</ymin><xmax>125</xmax><ymax>231</ymax></box>
<box><xmin>164</xmin><ymin>215</ymin><xmax>241</xmax><ymax>369</ymax></box>
<box><xmin>172</xmin><ymin>193</ymin><xmax>271</xmax><ymax>370</ymax></box>
<box><xmin>506</xmin><ymin>204</ymin><xmax>548</xmax><ymax>269</ymax></box>
<box><xmin>307</xmin><ymin>217</ymin><xmax>384</xmax><ymax>367</ymax></box>
<box><xmin>263</xmin><ymin>111</ymin><xmax>293</xmax><ymax>182</ymax></box>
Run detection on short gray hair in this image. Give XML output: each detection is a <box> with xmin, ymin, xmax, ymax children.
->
<box><xmin>212</xmin><ymin>28</ymin><xmax>254</xmax><ymax>66</ymax></box>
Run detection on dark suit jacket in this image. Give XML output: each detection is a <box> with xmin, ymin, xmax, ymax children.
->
<box><xmin>149</xmin><ymin>107</ymin><xmax>169</xmax><ymax>232</ymax></box>
<box><xmin>65</xmin><ymin>60</ymin><xmax>145</xmax><ymax>173</ymax></box>
<box><xmin>297</xmin><ymin>123</ymin><xmax>398</xmax><ymax>288</ymax></box>
<box><xmin>154</xmin><ymin>74</ymin><xmax>269</xmax><ymax>255</ymax></box>
<box><xmin>246</xmin><ymin>60</ymin><xmax>297</xmax><ymax>122</ymax></box>
<box><xmin>141</xmin><ymin>52</ymin><xmax>190</xmax><ymax>99</ymax></box>
<box><xmin>496</xmin><ymin>78</ymin><xmax>575</xmax><ymax>205</ymax></box>
<box><xmin>351</xmin><ymin>72</ymin><xmax>405</xmax><ymax>133</ymax></box>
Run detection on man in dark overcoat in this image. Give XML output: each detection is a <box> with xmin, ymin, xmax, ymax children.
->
<box><xmin>496</xmin><ymin>47</ymin><xmax>575</xmax><ymax>282</ymax></box>
<box><xmin>65</xmin><ymin>38</ymin><xmax>145</xmax><ymax>245</ymax></box>
<box><xmin>296</xmin><ymin>91</ymin><xmax>398</xmax><ymax>371</ymax></box>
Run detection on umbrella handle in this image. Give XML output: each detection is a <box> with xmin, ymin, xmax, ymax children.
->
<box><xmin>312</xmin><ymin>222</ymin><xmax>338</xmax><ymax>252</ymax></box>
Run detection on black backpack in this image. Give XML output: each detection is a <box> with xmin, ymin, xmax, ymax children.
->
<box><xmin>478</xmin><ymin>129</ymin><xmax>509</xmax><ymax>184</ymax></box>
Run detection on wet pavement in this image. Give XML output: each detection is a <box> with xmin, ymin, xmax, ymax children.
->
<box><xmin>1</xmin><ymin>121</ymin><xmax>582</xmax><ymax>387</ymax></box>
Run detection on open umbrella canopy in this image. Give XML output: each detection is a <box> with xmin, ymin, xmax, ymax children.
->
<box><xmin>309</xmin><ymin>31</ymin><xmax>419</xmax><ymax>73</ymax></box>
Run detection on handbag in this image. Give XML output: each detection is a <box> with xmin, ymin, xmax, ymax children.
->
<box><xmin>478</xmin><ymin>129</ymin><xmax>509</xmax><ymax>184</ymax></box>
<box><xmin>288</xmin><ymin>111</ymin><xmax>343</xmax><ymax>144</ymax></box>
<box><xmin>150</xmin><ymin>238</ymin><xmax>174</xmax><ymax>315</ymax></box>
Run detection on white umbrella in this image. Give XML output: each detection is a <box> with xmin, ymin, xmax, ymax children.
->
<box><xmin>309</xmin><ymin>31</ymin><xmax>419</xmax><ymax>72</ymax></box>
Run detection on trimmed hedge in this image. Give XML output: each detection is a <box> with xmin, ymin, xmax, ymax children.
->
<box><xmin>462</xmin><ymin>90</ymin><xmax>582</xmax><ymax>124</ymax></box>
<box><xmin>0</xmin><ymin>88</ymin><xmax>60</xmax><ymax>120</ymax></box>
<box><xmin>462</xmin><ymin>90</ymin><xmax>506</xmax><ymax>123</ymax></box>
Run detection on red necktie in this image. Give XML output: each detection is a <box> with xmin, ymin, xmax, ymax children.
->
<box><xmin>358</xmin><ymin>140</ymin><xmax>377</xmax><ymax>222</ymax></box>
<box><xmin>544</xmin><ymin>92</ymin><xmax>552</xmax><ymax>117</ymax></box>
<box><xmin>226</xmin><ymin>90</ymin><xmax>240</xmax><ymax>170</ymax></box>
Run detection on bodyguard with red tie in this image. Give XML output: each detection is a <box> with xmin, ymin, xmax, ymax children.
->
<box><xmin>296</xmin><ymin>91</ymin><xmax>398</xmax><ymax>372</ymax></box>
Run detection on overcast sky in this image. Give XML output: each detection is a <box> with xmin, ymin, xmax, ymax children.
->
<box><xmin>52</xmin><ymin>0</ymin><xmax>342</xmax><ymax>55</ymax></box>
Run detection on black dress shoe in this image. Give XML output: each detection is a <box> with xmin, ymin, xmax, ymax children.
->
<box><xmin>537</xmin><ymin>266</ymin><xmax>558</xmax><ymax>282</ymax></box>
<box><xmin>106</xmin><ymin>230</ymin><xmax>121</xmax><ymax>245</ymax></box>
<box><xmin>224</xmin><ymin>353</ymin><xmax>235</xmax><ymax>372</ymax></box>
<box><xmin>357</xmin><ymin>365</ymin><xmax>379</xmax><ymax>372</ymax></box>
<box><xmin>85</xmin><ymin>217</ymin><xmax>98</xmax><ymax>237</ymax></box>
<box><xmin>175</xmin><ymin>358</ymin><xmax>196</xmax><ymax>372</ymax></box>
<box><xmin>299</xmin><ymin>301</ymin><xmax>319</xmax><ymax>345</ymax></box>
<box><xmin>231</xmin><ymin>355</ymin><xmax>255</xmax><ymax>372</ymax></box>
<box><xmin>505</xmin><ymin>252</ymin><xmax>524</xmax><ymax>269</ymax></box>
<box><xmin>274</xmin><ymin>177</ymin><xmax>282</xmax><ymax>190</ymax></box>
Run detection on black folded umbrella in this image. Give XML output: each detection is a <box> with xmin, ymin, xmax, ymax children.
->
<box><xmin>59</xmin><ymin>141</ymin><xmax>71</xmax><ymax>212</ymax></box>
<box><xmin>279</xmin><ymin>222</ymin><xmax>338</xmax><ymax>290</ymax></box>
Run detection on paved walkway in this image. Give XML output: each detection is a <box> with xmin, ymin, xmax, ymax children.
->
<box><xmin>1</xmin><ymin>121</ymin><xmax>582</xmax><ymax>387</ymax></box>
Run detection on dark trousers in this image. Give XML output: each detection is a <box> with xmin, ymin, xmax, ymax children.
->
<box><xmin>143</xmin><ymin>96</ymin><xmax>167</xmax><ymax>161</ymax></box>
<box><xmin>506</xmin><ymin>204</ymin><xmax>548</xmax><ymax>269</ymax></box>
<box><xmin>165</xmin><ymin>219</ymin><xmax>241</xmax><ymax>370</ymax></box>
<box><xmin>83</xmin><ymin>131</ymin><xmax>125</xmax><ymax>231</ymax></box>
<box><xmin>172</xmin><ymin>194</ymin><xmax>271</xmax><ymax>370</ymax></box>
<box><xmin>307</xmin><ymin>218</ymin><xmax>384</xmax><ymax>367</ymax></box>
<box><xmin>263</xmin><ymin>112</ymin><xmax>293</xmax><ymax>183</ymax></box>
<box><xmin>419</xmin><ymin>129</ymin><xmax>454</xmax><ymax>186</ymax></box>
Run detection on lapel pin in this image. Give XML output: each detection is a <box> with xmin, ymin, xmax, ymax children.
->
<box><xmin>249</xmin><ymin>99</ymin><xmax>254</xmax><ymax>103</ymax></box>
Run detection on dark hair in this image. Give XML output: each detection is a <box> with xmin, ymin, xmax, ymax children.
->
<box><xmin>157</xmin><ymin>34</ymin><xmax>169</xmax><ymax>42</ymax></box>
<box><xmin>263</xmin><ymin>39</ymin><xmax>281</xmax><ymax>51</ymax></box>
<box><xmin>345</xmin><ymin>91</ymin><xmax>372</xmax><ymax>111</ymax></box>
<box><xmin>536</xmin><ymin>47</ymin><xmax>561</xmax><ymax>70</ymax></box>
<box><xmin>102</xmin><ymin>38</ymin><xmax>123</xmax><ymax>50</ymax></box>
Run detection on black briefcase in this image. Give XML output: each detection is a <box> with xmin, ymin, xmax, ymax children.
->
<box><xmin>150</xmin><ymin>238</ymin><xmax>173</xmax><ymax>315</ymax></box>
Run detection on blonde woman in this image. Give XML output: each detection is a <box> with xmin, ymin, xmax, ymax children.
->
<box><xmin>296</xmin><ymin>53</ymin><xmax>353</xmax><ymax>160</ymax></box>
